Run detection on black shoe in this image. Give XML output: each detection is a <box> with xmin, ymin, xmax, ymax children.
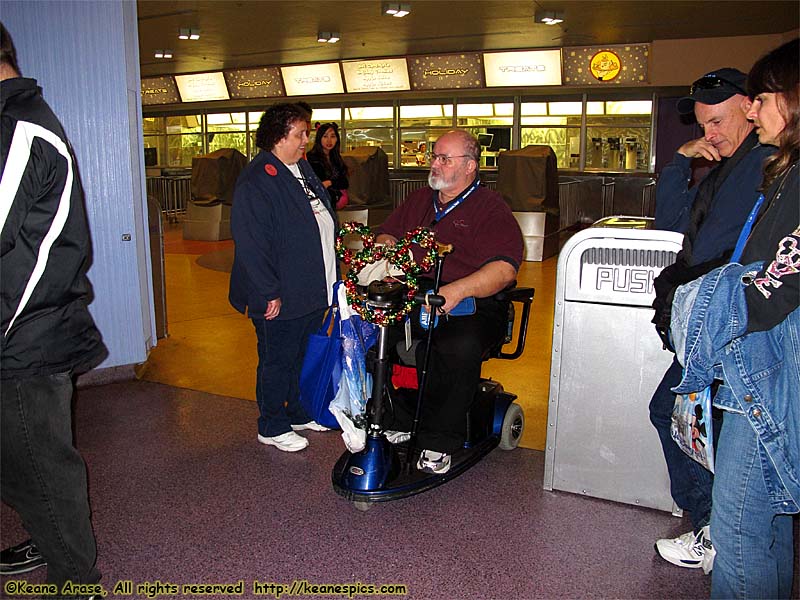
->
<box><xmin>0</xmin><ymin>539</ymin><xmax>46</xmax><ymax>574</ymax></box>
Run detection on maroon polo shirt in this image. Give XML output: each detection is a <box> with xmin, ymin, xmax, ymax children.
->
<box><xmin>377</xmin><ymin>184</ymin><xmax>524</xmax><ymax>283</ymax></box>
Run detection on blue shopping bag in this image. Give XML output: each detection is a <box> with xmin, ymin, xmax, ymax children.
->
<box><xmin>298</xmin><ymin>298</ymin><xmax>343</xmax><ymax>430</ymax></box>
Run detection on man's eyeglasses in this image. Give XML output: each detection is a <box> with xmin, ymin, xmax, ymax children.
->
<box><xmin>425</xmin><ymin>152</ymin><xmax>471</xmax><ymax>166</ymax></box>
<box><xmin>689</xmin><ymin>75</ymin><xmax>747</xmax><ymax>97</ymax></box>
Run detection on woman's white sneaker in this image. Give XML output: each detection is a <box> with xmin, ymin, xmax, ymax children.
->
<box><xmin>291</xmin><ymin>421</ymin><xmax>331</xmax><ymax>432</ymax></box>
<box><xmin>258</xmin><ymin>431</ymin><xmax>309</xmax><ymax>452</ymax></box>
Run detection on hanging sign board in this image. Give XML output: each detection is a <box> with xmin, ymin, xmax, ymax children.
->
<box><xmin>224</xmin><ymin>67</ymin><xmax>285</xmax><ymax>98</ymax></box>
<box><xmin>563</xmin><ymin>44</ymin><xmax>650</xmax><ymax>85</ymax></box>
<box><xmin>342</xmin><ymin>58</ymin><xmax>410</xmax><ymax>93</ymax></box>
<box><xmin>281</xmin><ymin>63</ymin><xmax>344</xmax><ymax>96</ymax></box>
<box><xmin>174</xmin><ymin>72</ymin><xmax>230</xmax><ymax>102</ymax></box>
<box><xmin>408</xmin><ymin>53</ymin><xmax>484</xmax><ymax>90</ymax></box>
<box><xmin>483</xmin><ymin>49</ymin><xmax>562</xmax><ymax>87</ymax></box>
<box><xmin>141</xmin><ymin>76</ymin><xmax>180</xmax><ymax>105</ymax></box>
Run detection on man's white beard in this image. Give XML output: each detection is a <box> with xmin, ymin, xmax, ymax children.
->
<box><xmin>428</xmin><ymin>171</ymin><xmax>445</xmax><ymax>190</ymax></box>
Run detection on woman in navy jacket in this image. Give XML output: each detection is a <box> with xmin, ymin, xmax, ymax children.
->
<box><xmin>229</xmin><ymin>104</ymin><xmax>337</xmax><ymax>452</ymax></box>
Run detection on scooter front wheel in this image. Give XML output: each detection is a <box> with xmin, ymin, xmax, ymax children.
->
<box><xmin>353</xmin><ymin>500</ymin><xmax>373</xmax><ymax>512</ymax></box>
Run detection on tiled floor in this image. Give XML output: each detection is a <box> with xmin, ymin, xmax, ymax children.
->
<box><xmin>140</xmin><ymin>222</ymin><xmax>558</xmax><ymax>450</ymax></box>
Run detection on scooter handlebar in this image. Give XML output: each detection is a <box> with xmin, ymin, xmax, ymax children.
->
<box><xmin>412</xmin><ymin>291</ymin><xmax>445</xmax><ymax>307</ymax></box>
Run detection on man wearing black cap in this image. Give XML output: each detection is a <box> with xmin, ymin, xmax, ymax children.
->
<box><xmin>649</xmin><ymin>68</ymin><xmax>773</xmax><ymax>572</ymax></box>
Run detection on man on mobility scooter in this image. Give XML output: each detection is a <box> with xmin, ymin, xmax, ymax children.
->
<box><xmin>375</xmin><ymin>130</ymin><xmax>524</xmax><ymax>474</ymax></box>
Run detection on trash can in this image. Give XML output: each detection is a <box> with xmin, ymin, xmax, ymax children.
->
<box><xmin>543</xmin><ymin>217</ymin><xmax>683</xmax><ymax>513</ymax></box>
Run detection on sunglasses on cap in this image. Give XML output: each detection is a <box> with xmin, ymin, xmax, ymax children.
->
<box><xmin>689</xmin><ymin>75</ymin><xmax>747</xmax><ymax>97</ymax></box>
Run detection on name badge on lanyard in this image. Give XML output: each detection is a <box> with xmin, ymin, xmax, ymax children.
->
<box><xmin>431</xmin><ymin>178</ymin><xmax>480</xmax><ymax>226</ymax></box>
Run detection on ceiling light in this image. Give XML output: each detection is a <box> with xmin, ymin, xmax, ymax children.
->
<box><xmin>317</xmin><ymin>31</ymin><xmax>340</xmax><ymax>43</ymax></box>
<box><xmin>534</xmin><ymin>10</ymin><xmax>564</xmax><ymax>25</ymax></box>
<box><xmin>383</xmin><ymin>2</ymin><xmax>411</xmax><ymax>17</ymax></box>
<box><xmin>179</xmin><ymin>27</ymin><xmax>200</xmax><ymax>40</ymax></box>
<box><xmin>154</xmin><ymin>50</ymin><xmax>173</xmax><ymax>59</ymax></box>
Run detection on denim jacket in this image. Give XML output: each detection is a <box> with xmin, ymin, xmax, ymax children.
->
<box><xmin>671</xmin><ymin>262</ymin><xmax>800</xmax><ymax>514</ymax></box>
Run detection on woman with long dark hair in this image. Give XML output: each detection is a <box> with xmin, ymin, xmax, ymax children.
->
<box><xmin>671</xmin><ymin>38</ymin><xmax>799</xmax><ymax>598</ymax></box>
<box><xmin>307</xmin><ymin>122</ymin><xmax>349</xmax><ymax>209</ymax></box>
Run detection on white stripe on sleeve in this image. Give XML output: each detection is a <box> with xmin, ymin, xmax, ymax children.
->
<box><xmin>0</xmin><ymin>121</ymin><xmax>73</xmax><ymax>337</ymax></box>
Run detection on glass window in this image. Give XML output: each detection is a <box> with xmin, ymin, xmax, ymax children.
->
<box><xmin>166</xmin><ymin>133</ymin><xmax>204</xmax><ymax>167</ymax></box>
<box><xmin>165</xmin><ymin>115</ymin><xmax>202</xmax><ymax>134</ymax></box>
<box><xmin>143</xmin><ymin>117</ymin><xmax>165</xmax><ymax>135</ymax></box>
<box><xmin>586</xmin><ymin>98</ymin><xmax>652</xmax><ymax>171</ymax></box>
<box><xmin>520</xmin><ymin>126</ymin><xmax>579</xmax><ymax>169</ymax></box>
<box><xmin>207</xmin><ymin>132</ymin><xmax>248</xmax><ymax>156</ymax></box>
<box><xmin>311</xmin><ymin>108</ymin><xmax>343</xmax><ymax>123</ymax></box>
<box><xmin>248</xmin><ymin>112</ymin><xmax>264</xmax><ymax>129</ymax></box>
<box><xmin>207</xmin><ymin>112</ymin><xmax>247</xmax><ymax>131</ymax></box>
<box><xmin>143</xmin><ymin>135</ymin><xmax>165</xmax><ymax>167</ymax></box>
<box><xmin>342</xmin><ymin>105</ymin><xmax>394</xmax><ymax>164</ymax></box>
<box><xmin>520</xmin><ymin>100</ymin><xmax>582</xmax><ymax>169</ymax></box>
<box><xmin>456</xmin><ymin>102</ymin><xmax>513</xmax><ymax>127</ymax></box>
<box><xmin>206</xmin><ymin>113</ymin><xmax>249</xmax><ymax>157</ymax></box>
<box><xmin>399</xmin><ymin>104</ymin><xmax>451</xmax><ymax>127</ymax></box>
<box><xmin>399</xmin><ymin>102</ymin><xmax>453</xmax><ymax>167</ymax></box>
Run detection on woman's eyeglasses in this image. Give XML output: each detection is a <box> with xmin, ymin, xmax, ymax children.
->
<box><xmin>689</xmin><ymin>75</ymin><xmax>747</xmax><ymax>97</ymax></box>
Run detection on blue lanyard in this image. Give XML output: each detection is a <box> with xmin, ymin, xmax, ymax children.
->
<box><xmin>730</xmin><ymin>193</ymin><xmax>765</xmax><ymax>263</ymax></box>
<box><xmin>432</xmin><ymin>179</ymin><xmax>480</xmax><ymax>223</ymax></box>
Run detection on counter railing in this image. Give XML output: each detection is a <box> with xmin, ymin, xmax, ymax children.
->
<box><xmin>146</xmin><ymin>175</ymin><xmax>191</xmax><ymax>223</ymax></box>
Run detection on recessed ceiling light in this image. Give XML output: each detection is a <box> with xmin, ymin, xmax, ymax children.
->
<box><xmin>179</xmin><ymin>27</ymin><xmax>200</xmax><ymax>40</ymax></box>
<box><xmin>317</xmin><ymin>31</ymin><xmax>340</xmax><ymax>43</ymax></box>
<box><xmin>383</xmin><ymin>2</ymin><xmax>410</xmax><ymax>17</ymax></box>
<box><xmin>534</xmin><ymin>10</ymin><xmax>564</xmax><ymax>25</ymax></box>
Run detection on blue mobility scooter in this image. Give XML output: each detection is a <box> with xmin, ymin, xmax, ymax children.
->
<box><xmin>331</xmin><ymin>227</ymin><xmax>534</xmax><ymax>510</ymax></box>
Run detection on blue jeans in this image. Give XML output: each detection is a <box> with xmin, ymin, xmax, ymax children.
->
<box><xmin>252</xmin><ymin>309</ymin><xmax>325</xmax><ymax>438</ymax></box>
<box><xmin>649</xmin><ymin>358</ymin><xmax>714</xmax><ymax>530</ymax></box>
<box><xmin>711</xmin><ymin>411</ymin><xmax>794</xmax><ymax>599</ymax></box>
<box><xmin>1</xmin><ymin>372</ymin><xmax>100</xmax><ymax>587</ymax></box>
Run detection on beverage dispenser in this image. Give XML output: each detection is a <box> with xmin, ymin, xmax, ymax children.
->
<box><xmin>625</xmin><ymin>137</ymin><xmax>638</xmax><ymax>170</ymax></box>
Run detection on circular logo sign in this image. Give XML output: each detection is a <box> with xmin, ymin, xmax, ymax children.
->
<box><xmin>590</xmin><ymin>50</ymin><xmax>622</xmax><ymax>82</ymax></box>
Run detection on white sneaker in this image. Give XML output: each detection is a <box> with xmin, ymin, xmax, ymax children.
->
<box><xmin>655</xmin><ymin>525</ymin><xmax>712</xmax><ymax>570</ymax></box>
<box><xmin>258</xmin><ymin>431</ymin><xmax>309</xmax><ymax>452</ymax></box>
<box><xmin>384</xmin><ymin>430</ymin><xmax>411</xmax><ymax>444</ymax></box>
<box><xmin>291</xmin><ymin>421</ymin><xmax>331</xmax><ymax>432</ymax></box>
<box><xmin>701</xmin><ymin>528</ymin><xmax>715</xmax><ymax>574</ymax></box>
<box><xmin>416</xmin><ymin>450</ymin><xmax>451</xmax><ymax>474</ymax></box>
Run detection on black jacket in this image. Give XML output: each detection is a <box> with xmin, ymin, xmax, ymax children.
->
<box><xmin>228</xmin><ymin>150</ymin><xmax>337</xmax><ymax>320</ymax></box>
<box><xmin>741</xmin><ymin>161</ymin><xmax>799</xmax><ymax>333</ymax></box>
<box><xmin>0</xmin><ymin>77</ymin><xmax>106</xmax><ymax>379</ymax></box>
<box><xmin>307</xmin><ymin>149</ymin><xmax>348</xmax><ymax>206</ymax></box>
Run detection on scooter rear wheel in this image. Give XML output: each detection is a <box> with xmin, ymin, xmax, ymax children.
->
<box><xmin>499</xmin><ymin>402</ymin><xmax>524</xmax><ymax>450</ymax></box>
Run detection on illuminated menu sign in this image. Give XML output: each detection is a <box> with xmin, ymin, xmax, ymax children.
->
<box><xmin>174</xmin><ymin>72</ymin><xmax>230</xmax><ymax>102</ymax></box>
<box><xmin>342</xmin><ymin>58</ymin><xmax>410</xmax><ymax>93</ymax></box>
<box><xmin>408</xmin><ymin>53</ymin><xmax>484</xmax><ymax>90</ymax></box>
<box><xmin>281</xmin><ymin>63</ymin><xmax>344</xmax><ymax>96</ymax></box>
<box><xmin>483</xmin><ymin>50</ymin><xmax>562</xmax><ymax>87</ymax></box>
<box><xmin>141</xmin><ymin>76</ymin><xmax>180</xmax><ymax>105</ymax></box>
<box><xmin>224</xmin><ymin>67</ymin><xmax>285</xmax><ymax>98</ymax></box>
